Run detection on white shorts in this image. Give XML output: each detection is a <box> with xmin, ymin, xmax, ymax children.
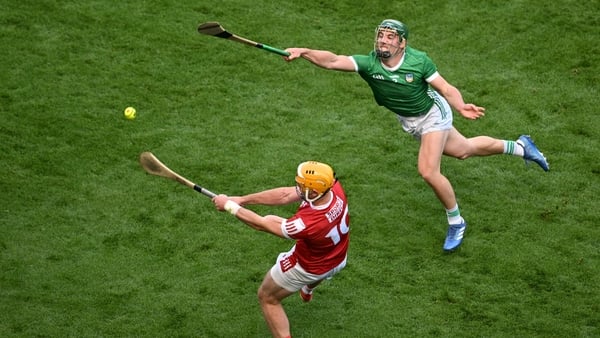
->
<box><xmin>270</xmin><ymin>248</ymin><xmax>347</xmax><ymax>292</ymax></box>
<box><xmin>397</xmin><ymin>92</ymin><xmax>453</xmax><ymax>140</ymax></box>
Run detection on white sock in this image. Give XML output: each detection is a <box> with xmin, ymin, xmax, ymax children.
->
<box><xmin>446</xmin><ymin>205</ymin><xmax>462</xmax><ymax>225</ymax></box>
<box><xmin>504</xmin><ymin>140</ymin><xmax>524</xmax><ymax>157</ymax></box>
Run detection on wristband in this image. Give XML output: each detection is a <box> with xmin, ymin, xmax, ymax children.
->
<box><xmin>224</xmin><ymin>200</ymin><xmax>241</xmax><ymax>216</ymax></box>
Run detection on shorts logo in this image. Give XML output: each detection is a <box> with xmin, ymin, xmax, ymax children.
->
<box><xmin>405</xmin><ymin>73</ymin><xmax>414</xmax><ymax>83</ymax></box>
<box><xmin>279</xmin><ymin>255</ymin><xmax>297</xmax><ymax>273</ymax></box>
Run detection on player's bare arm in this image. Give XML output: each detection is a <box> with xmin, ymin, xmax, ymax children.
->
<box><xmin>429</xmin><ymin>75</ymin><xmax>485</xmax><ymax>120</ymax></box>
<box><xmin>231</xmin><ymin>187</ymin><xmax>300</xmax><ymax>206</ymax></box>
<box><xmin>284</xmin><ymin>48</ymin><xmax>355</xmax><ymax>71</ymax></box>
<box><xmin>234</xmin><ymin>209</ymin><xmax>286</xmax><ymax>237</ymax></box>
<box><xmin>213</xmin><ymin>194</ymin><xmax>286</xmax><ymax>237</ymax></box>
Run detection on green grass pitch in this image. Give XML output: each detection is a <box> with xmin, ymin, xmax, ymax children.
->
<box><xmin>1</xmin><ymin>1</ymin><xmax>598</xmax><ymax>337</ymax></box>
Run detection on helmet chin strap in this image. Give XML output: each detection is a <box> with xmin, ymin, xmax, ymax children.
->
<box><xmin>303</xmin><ymin>189</ymin><xmax>323</xmax><ymax>203</ymax></box>
<box><xmin>296</xmin><ymin>185</ymin><xmax>322</xmax><ymax>204</ymax></box>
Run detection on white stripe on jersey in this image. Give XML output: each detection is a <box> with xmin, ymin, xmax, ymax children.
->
<box><xmin>283</xmin><ymin>218</ymin><xmax>306</xmax><ymax>238</ymax></box>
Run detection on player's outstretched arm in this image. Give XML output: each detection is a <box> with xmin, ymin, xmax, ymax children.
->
<box><xmin>213</xmin><ymin>194</ymin><xmax>286</xmax><ymax>237</ymax></box>
<box><xmin>284</xmin><ymin>48</ymin><xmax>355</xmax><ymax>71</ymax></box>
<box><xmin>230</xmin><ymin>187</ymin><xmax>300</xmax><ymax>207</ymax></box>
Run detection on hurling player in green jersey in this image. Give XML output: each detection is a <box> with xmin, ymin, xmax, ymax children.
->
<box><xmin>283</xmin><ymin>19</ymin><xmax>549</xmax><ymax>252</ymax></box>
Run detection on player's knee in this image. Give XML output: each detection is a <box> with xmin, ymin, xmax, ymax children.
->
<box><xmin>418</xmin><ymin>167</ymin><xmax>438</xmax><ymax>182</ymax></box>
<box><xmin>257</xmin><ymin>286</ymin><xmax>276</xmax><ymax>305</ymax></box>
<box><xmin>257</xmin><ymin>287</ymin><xmax>266</xmax><ymax>303</ymax></box>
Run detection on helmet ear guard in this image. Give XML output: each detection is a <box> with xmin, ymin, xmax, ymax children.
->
<box><xmin>295</xmin><ymin>161</ymin><xmax>335</xmax><ymax>203</ymax></box>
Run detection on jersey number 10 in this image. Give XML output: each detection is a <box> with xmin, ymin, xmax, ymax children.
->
<box><xmin>326</xmin><ymin>205</ymin><xmax>350</xmax><ymax>245</ymax></box>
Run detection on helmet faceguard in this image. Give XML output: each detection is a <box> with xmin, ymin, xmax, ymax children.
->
<box><xmin>374</xmin><ymin>19</ymin><xmax>409</xmax><ymax>59</ymax></box>
<box><xmin>295</xmin><ymin>161</ymin><xmax>335</xmax><ymax>203</ymax></box>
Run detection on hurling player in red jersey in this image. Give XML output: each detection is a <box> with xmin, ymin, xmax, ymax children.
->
<box><xmin>212</xmin><ymin>161</ymin><xmax>350</xmax><ymax>338</ymax></box>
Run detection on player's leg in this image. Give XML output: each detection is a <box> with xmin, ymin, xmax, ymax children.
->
<box><xmin>443</xmin><ymin>128</ymin><xmax>504</xmax><ymax>159</ymax></box>
<box><xmin>418</xmin><ymin>129</ymin><xmax>455</xmax><ymax>210</ymax></box>
<box><xmin>300</xmin><ymin>257</ymin><xmax>346</xmax><ymax>302</ymax></box>
<box><xmin>420</xmin><ymin>130</ymin><xmax>467</xmax><ymax>251</ymax></box>
<box><xmin>443</xmin><ymin>129</ymin><xmax>549</xmax><ymax>171</ymax></box>
<box><xmin>299</xmin><ymin>280</ymin><xmax>322</xmax><ymax>302</ymax></box>
<box><xmin>257</xmin><ymin>271</ymin><xmax>295</xmax><ymax>338</ymax></box>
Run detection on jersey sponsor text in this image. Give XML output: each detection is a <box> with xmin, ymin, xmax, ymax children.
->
<box><xmin>326</xmin><ymin>196</ymin><xmax>344</xmax><ymax>223</ymax></box>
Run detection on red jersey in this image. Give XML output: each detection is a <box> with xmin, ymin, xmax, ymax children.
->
<box><xmin>281</xmin><ymin>181</ymin><xmax>350</xmax><ymax>275</ymax></box>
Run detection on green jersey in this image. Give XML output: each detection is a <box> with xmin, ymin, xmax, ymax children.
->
<box><xmin>352</xmin><ymin>46</ymin><xmax>439</xmax><ymax>117</ymax></box>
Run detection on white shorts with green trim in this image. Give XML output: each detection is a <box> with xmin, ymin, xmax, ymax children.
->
<box><xmin>397</xmin><ymin>91</ymin><xmax>453</xmax><ymax>140</ymax></box>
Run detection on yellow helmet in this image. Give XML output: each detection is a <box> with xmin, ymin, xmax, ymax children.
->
<box><xmin>295</xmin><ymin>161</ymin><xmax>335</xmax><ymax>202</ymax></box>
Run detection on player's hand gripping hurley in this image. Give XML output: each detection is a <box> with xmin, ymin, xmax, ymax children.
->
<box><xmin>139</xmin><ymin>152</ymin><xmax>216</xmax><ymax>198</ymax></box>
<box><xmin>198</xmin><ymin>21</ymin><xmax>289</xmax><ymax>56</ymax></box>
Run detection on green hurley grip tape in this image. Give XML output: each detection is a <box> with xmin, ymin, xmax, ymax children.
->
<box><xmin>257</xmin><ymin>44</ymin><xmax>290</xmax><ymax>56</ymax></box>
